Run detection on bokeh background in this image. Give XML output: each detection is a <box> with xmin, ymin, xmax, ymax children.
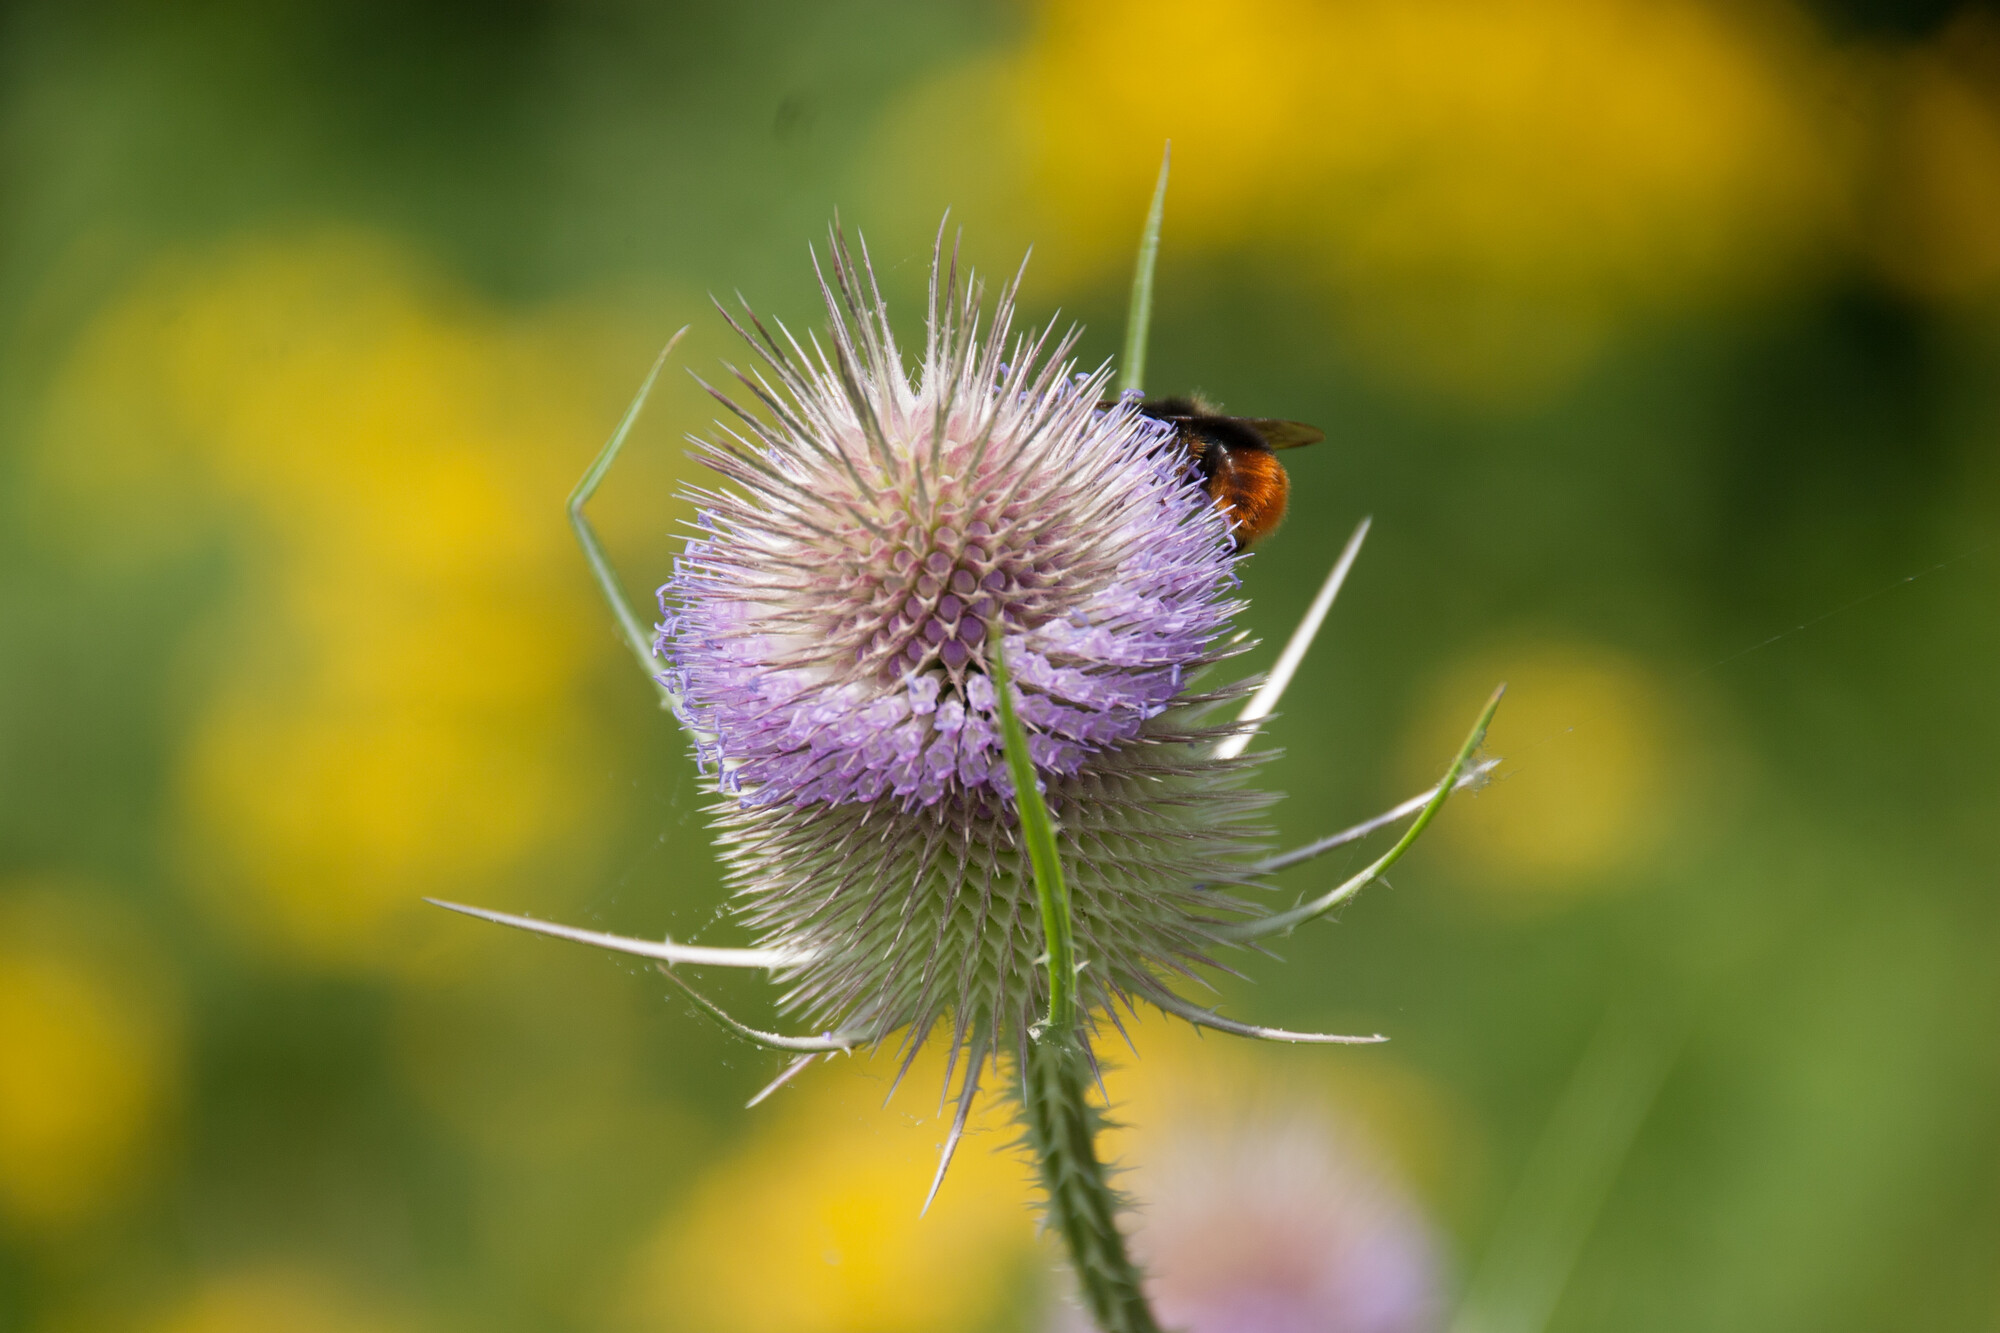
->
<box><xmin>3</xmin><ymin>1</ymin><xmax>1998</xmax><ymax>1329</ymax></box>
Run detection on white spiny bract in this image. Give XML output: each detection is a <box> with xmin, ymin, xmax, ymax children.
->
<box><xmin>655</xmin><ymin>232</ymin><xmax>1274</xmax><ymax>1090</ymax></box>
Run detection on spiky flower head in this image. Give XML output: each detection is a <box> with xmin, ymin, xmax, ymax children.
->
<box><xmin>656</xmin><ymin>230</ymin><xmax>1272</xmax><ymax>1077</ymax></box>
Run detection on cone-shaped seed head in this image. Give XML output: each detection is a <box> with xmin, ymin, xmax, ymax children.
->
<box><xmin>657</xmin><ymin>229</ymin><xmax>1273</xmax><ymax>1072</ymax></box>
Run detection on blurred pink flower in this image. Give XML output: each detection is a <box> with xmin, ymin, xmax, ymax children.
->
<box><xmin>1052</xmin><ymin>1111</ymin><xmax>1443</xmax><ymax>1333</ymax></box>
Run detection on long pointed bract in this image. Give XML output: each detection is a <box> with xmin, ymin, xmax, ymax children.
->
<box><xmin>1118</xmin><ymin>143</ymin><xmax>1171</xmax><ymax>397</ymax></box>
<box><xmin>425</xmin><ymin>898</ymin><xmax>806</xmax><ymax>969</ymax></box>
<box><xmin>1216</xmin><ymin>517</ymin><xmax>1371</xmax><ymax>762</ymax></box>
<box><xmin>993</xmin><ymin>642</ymin><xmax>1076</xmax><ymax>1036</ymax></box>
<box><xmin>746</xmin><ymin>1052</ymin><xmax>823</xmax><ymax>1108</ymax></box>
<box><xmin>657</xmin><ymin>964</ymin><xmax>861</xmax><ymax>1052</ymax></box>
<box><xmin>569</xmin><ymin>330</ymin><xmax>688</xmax><ymax>707</ymax></box>
<box><xmin>1148</xmin><ymin>988</ymin><xmax>1387</xmax><ymax>1044</ymax></box>
<box><xmin>920</xmin><ymin>1043</ymin><xmax>985</xmax><ymax>1217</ymax></box>
<box><xmin>1220</xmin><ymin>684</ymin><xmax>1504</xmax><ymax>942</ymax></box>
<box><xmin>999</xmin><ymin>615</ymin><xmax>1161</xmax><ymax>1328</ymax></box>
<box><xmin>1254</xmin><ymin>757</ymin><xmax>1502</xmax><ymax>876</ymax></box>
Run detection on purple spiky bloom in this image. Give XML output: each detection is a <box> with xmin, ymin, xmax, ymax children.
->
<box><xmin>653</xmin><ymin>231</ymin><xmax>1273</xmax><ymax>1078</ymax></box>
<box><xmin>427</xmin><ymin>202</ymin><xmax>1499</xmax><ymax>1333</ymax></box>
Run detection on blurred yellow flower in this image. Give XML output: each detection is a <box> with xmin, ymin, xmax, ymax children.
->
<box><xmin>873</xmin><ymin>0</ymin><xmax>1845</xmax><ymax>401</ymax></box>
<box><xmin>38</xmin><ymin>235</ymin><xmax>650</xmax><ymax>971</ymax></box>
<box><xmin>146</xmin><ymin>1269</ymin><xmax>411</xmax><ymax>1333</ymax></box>
<box><xmin>621</xmin><ymin>1046</ymin><xmax>1038</xmax><ymax>1333</ymax></box>
<box><xmin>0</xmin><ymin>883</ymin><xmax>180</xmax><ymax>1230</ymax></box>
<box><xmin>1403</xmin><ymin>639</ymin><xmax>1675</xmax><ymax>900</ymax></box>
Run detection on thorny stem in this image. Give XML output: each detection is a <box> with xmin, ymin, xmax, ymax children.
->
<box><xmin>994</xmin><ymin>643</ymin><xmax>1161</xmax><ymax>1332</ymax></box>
<box><xmin>1018</xmin><ymin>1038</ymin><xmax>1162</xmax><ymax>1333</ymax></box>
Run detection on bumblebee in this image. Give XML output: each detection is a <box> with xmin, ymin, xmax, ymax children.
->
<box><xmin>1128</xmin><ymin>395</ymin><xmax>1323</xmax><ymax>549</ymax></box>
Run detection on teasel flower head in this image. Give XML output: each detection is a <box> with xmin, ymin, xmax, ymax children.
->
<box><xmin>431</xmin><ymin>210</ymin><xmax>1497</xmax><ymax>1203</ymax></box>
<box><xmin>655</xmin><ymin>228</ymin><xmax>1272</xmax><ymax>1087</ymax></box>
<box><xmin>429</xmin><ymin>192</ymin><xmax>1505</xmax><ymax>1333</ymax></box>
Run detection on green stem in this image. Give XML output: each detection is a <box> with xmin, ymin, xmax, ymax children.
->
<box><xmin>1018</xmin><ymin>1037</ymin><xmax>1162</xmax><ymax>1333</ymax></box>
<box><xmin>992</xmin><ymin>644</ymin><xmax>1160</xmax><ymax>1333</ymax></box>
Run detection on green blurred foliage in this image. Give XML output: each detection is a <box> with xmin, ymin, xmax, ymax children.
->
<box><xmin>1</xmin><ymin>2</ymin><xmax>1997</xmax><ymax>1330</ymax></box>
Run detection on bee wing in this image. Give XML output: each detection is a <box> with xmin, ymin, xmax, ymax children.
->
<box><xmin>1241</xmin><ymin>418</ymin><xmax>1324</xmax><ymax>450</ymax></box>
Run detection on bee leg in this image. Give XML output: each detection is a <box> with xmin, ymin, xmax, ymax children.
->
<box><xmin>1214</xmin><ymin>517</ymin><xmax>1371</xmax><ymax>761</ymax></box>
<box><xmin>568</xmin><ymin>328</ymin><xmax>689</xmax><ymax>711</ymax></box>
